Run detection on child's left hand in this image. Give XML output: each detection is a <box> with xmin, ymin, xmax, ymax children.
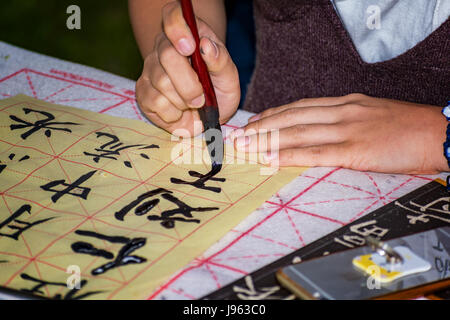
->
<box><xmin>232</xmin><ymin>93</ymin><xmax>449</xmax><ymax>174</ymax></box>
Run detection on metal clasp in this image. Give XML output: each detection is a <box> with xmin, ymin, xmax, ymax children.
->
<box><xmin>365</xmin><ymin>236</ymin><xmax>404</xmax><ymax>265</ymax></box>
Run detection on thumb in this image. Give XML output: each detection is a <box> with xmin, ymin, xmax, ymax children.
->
<box><xmin>200</xmin><ymin>37</ymin><xmax>237</xmax><ymax>84</ymax></box>
<box><xmin>199</xmin><ymin>37</ymin><xmax>240</xmax><ymax>124</ymax></box>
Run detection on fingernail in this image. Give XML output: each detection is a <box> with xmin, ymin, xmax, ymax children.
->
<box><xmin>190</xmin><ymin>94</ymin><xmax>205</xmax><ymax>108</ymax></box>
<box><xmin>201</xmin><ymin>38</ymin><xmax>219</xmax><ymax>58</ymax></box>
<box><xmin>235</xmin><ymin>135</ymin><xmax>250</xmax><ymax>149</ymax></box>
<box><xmin>248</xmin><ymin>114</ymin><xmax>260</xmax><ymax>123</ymax></box>
<box><xmin>263</xmin><ymin>151</ymin><xmax>278</xmax><ymax>164</ymax></box>
<box><xmin>178</xmin><ymin>38</ymin><xmax>193</xmax><ymax>55</ymax></box>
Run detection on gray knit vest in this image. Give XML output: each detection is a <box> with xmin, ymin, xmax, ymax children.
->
<box><xmin>244</xmin><ymin>0</ymin><xmax>450</xmax><ymax>113</ymax></box>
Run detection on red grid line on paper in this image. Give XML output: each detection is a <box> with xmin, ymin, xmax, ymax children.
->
<box><xmin>0</xmin><ymin>66</ymin><xmax>435</xmax><ymax>300</ymax></box>
<box><xmin>0</xmin><ymin>92</ymin><xmax>174</xmax><ymax>289</ymax></box>
<box><xmin>147</xmin><ymin>167</ymin><xmax>430</xmax><ymax>299</ymax></box>
<box><xmin>106</xmin><ymin>164</ymin><xmax>277</xmax><ymax>299</ymax></box>
<box><xmin>1</xmin><ymin>101</ymin><xmax>192</xmax><ymax>291</ymax></box>
<box><xmin>0</xmin><ymin>67</ymin><xmax>263</xmax><ymax>298</ymax></box>
<box><xmin>0</xmin><ymin>89</ymin><xmax>287</xmax><ymax>299</ymax></box>
<box><xmin>147</xmin><ymin>167</ymin><xmax>341</xmax><ymax>299</ymax></box>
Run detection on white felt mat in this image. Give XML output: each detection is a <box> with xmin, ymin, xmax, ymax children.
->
<box><xmin>0</xmin><ymin>41</ymin><xmax>445</xmax><ymax>299</ymax></box>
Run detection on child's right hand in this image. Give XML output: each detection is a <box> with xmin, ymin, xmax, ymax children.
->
<box><xmin>136</xmin><ymin>1</ymin><xmax>240</xmax><ymax>137</ymax></box>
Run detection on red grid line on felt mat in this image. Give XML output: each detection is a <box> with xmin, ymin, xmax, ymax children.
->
<box><xmin>0</xmin><ymin>93</ymin><xmax>279</xmax><ymax>299</ymax></box>
<box><xmin>149</xmin><ymin>169</ymin><xmax>431</xmax><ymax>299</ymax></box>
<box><xmin>0</xmin><ymin>67</ymin><xmax>433</xmax><ymax>300</ymax></box>
<box><xmin>0</xmin><ymin>68</ymin><xmax>243</xmax><ymax>130</ymax></box>
<box><xmin>0</xmin><ymin>68</ymin><xmax>130</xmax><ymax>99</ymax></box>
<box><xmin>0</xmin><ymin>68</ymin><xmax>144</xmax><ymax>120</ymax></box>
<box><xmin>147</xmin><ymin>168</ymin><xmax>341</xmax><ymax>299</ymax></box>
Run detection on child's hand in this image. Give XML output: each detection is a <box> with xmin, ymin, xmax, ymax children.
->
<box><xmin>136</xmin><ymin>1</ymin><xmax>240</xmax><ymax>137</ymax></box>
<box><xmin>233</xmin><ymin>94</ymin><xmax>449</xmax><ymax>174</ymax></box>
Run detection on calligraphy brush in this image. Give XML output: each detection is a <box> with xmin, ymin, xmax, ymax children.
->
<box><xmin>180</xmin><ymin>0</ymin><xmax>224</xmax><ymax>174</ymax></box>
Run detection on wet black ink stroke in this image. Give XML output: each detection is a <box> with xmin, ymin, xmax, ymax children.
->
<box><xmin>146</xmin><ymin>193</ymin><xmax>219</xmax><ymax>229</ymax></box>
<box><xmin>40</xmin><ymin>170</ymin><xmax>96</xmax><ymax>203</ymax></box>
<box><xmin>114</xmin><ymin>188</ymin><xmax>219</xmax><ymax>229</ymax></box>
<box><xmin>83</xmin><ymin>132</ymin><xmax>159</xmax><ymax>168</ymax></box>
<box><xmin>72</xmin><ymin>230</ymin><xmax>147</xmax><ymax>276</ymax></box>
<box><xmin>20</xmin><ymin>273</ymin><xmax>103</xmax><ymax>300</ymax></box>
<box><xmin>10</xmin><ymin>108</ymin><xmax>80</xmax><ymax>140</ymax></box>
<box><xmin>170</xmin><ymin>167</ymin><xmax>226</xmax><ymax>193</ymax></box>
<box><xmin>0</xmin><ymin>204</ymin><xmax>54</xmax><ymax>240</ymax></box>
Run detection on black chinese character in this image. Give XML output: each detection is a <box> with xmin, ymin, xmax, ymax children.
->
<box><xmin>0</xmin><ymin>205</ymin><xmax>54</xmax><ymax>240</ymax></box>
<box><xmin>10</xmin><ymin>108</ymin><xmax>80</xmax><ymax>140</ymax></box>
<box><xmin>83</xmin><ymin>132</ymin><xmax>159</xmax><ymax>168</ymax></box>
<box><xmin>114</xmin><ymin>188</ymin><xmax>169</xmax><ymax>221</ymax></box>
<box><xmin>147</xmin><ymin>193</ymin><xmax>219</xmax><ymax>228</ymax></box>
<box><xmin>71</xmin><ymin>230</ymin><xmax>147</xmax><ymax>275</ymax></box>
<box><xmin>40</xmin><ymin>170</ymin><xmax>96</xmax><ymax>203</ymax></box>
<box><xmin>20</xmin><ymin>273</ymin><xmax>102</xmax><ymax>300</ymax></box>
<box><xmin>0</xmin><ymin>153</ymin><xmax>30</xmax><ymax>175</ymax></box>
<box><xmin>170</xmin><ymin>167</ymin><xmax>226</xmax><ymax>193</ymax></box>
<box><xmin>114</xmin><ymin>188</ymin><xmax>219</xmax><ymax>229</ymax></box>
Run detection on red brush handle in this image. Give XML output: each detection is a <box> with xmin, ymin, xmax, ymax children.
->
<box><xmin>180</xmin><ymin>0</ymin><xmax>219</xmax><ymax>111</ymax></box>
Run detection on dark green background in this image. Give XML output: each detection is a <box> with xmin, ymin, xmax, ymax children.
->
<box><xmin>0</xmin><ymin>0</ymin><xmax>256</xmax><ymax>106</ymax></box>
<box><xmin>0</xmin><ymin>0</ymin><xmax>143</xmax><ymax>80</ymax></box>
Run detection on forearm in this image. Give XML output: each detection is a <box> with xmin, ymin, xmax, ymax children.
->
<box><xmin>128</xmin><ymin>0</ymin><xmax>226</xmax><ymax>58</ymax></box>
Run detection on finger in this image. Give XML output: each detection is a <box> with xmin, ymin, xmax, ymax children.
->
<box><xmin>199</xmin><ymin>37</ymin><xmax>241</xmax><ymax>123</ymax></box>
<box><xmin>263</xmin><ymin>143</ymin><xmax>349</xmax><ymax>168</ymax></box>
<box><xmin>200</xmin><ymin>37</ymin><xmax>239</xmax><ymax>91</ymax></box>
<box><xmin>162</xmin><ymin>1</ymin><xmax>195</xmax><ymax>56</ymax></box>
<box><xmin>144</xmin><ymin>109</ymin><xmax>203</xmax><ymax>138</ymax></box>
<box><xmin>136</xmin><ymin>78</ymin><xmax>182</xmax><ymax>123</ymax></box>
<box><xmin>150</xmin><ymin>61</ymin><xmax>189</xmax><ymax>111</ymax></box>
<box><xmin>243</xmin><ymin>106</ymin><xmax>346</xmax><ymax>134</ymax></box>
<box><xmin>158</xmin><ymin>38</ymin><xmax>205</xmax><ymax>108</ymax></box>
<box><xmin>248</xmin><ymin>95</ymin><xmax>357</xmax><ymax>123</ymax></box>
<box><xmin>234</xmin><ymin>124</ymin><xmax>346</xmax><ymax>153</ymax></box>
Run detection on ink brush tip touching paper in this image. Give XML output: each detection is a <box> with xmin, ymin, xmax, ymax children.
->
<box><xmin>180</xmin><ymin>0</ymin><xmax>224</xmax><ymax>172</ymax></box>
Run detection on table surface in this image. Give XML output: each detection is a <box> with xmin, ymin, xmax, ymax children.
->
<box><xmin>0</xmin><ymin>41</ymin><xmax>444</xmax><ymax>300</ymax></box>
